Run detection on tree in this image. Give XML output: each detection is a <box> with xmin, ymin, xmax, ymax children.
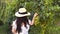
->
<box><xmin>0</xmin><ymin>0</ymin><xmax>60</xmax><ymax>34</ymax></box>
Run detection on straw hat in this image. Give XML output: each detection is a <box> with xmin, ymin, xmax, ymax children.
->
<box><xmin>15</xmin><ymin>8</ymin><xmax>31</xmax><ymax>17</ymax></box>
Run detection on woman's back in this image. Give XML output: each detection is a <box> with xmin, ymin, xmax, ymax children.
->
<box><xmin>12</xmin><ymin>20</ymin><xmax>30</xmax><ymax>34</ymax></box>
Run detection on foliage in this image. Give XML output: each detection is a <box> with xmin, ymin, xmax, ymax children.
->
<box><xmin>0</xmin><ymin>0</ymin><xmax>60</xmax><ymax>34</ymax></box>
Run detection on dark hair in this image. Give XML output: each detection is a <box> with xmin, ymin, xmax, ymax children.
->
<box><xmin>16</xmin><ymin>16</ymin><xmax>29</xmax><ymax>33</ymax></box>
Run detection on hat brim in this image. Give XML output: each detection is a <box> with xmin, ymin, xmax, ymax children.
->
<box><xmin>15</xmin><ymin>12</ymin><xmax>31</xmax><ymax>17</ymax></box>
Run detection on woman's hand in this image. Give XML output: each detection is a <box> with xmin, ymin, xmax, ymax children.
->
<box><xmin>34</xmin><ymin>13</ymin><xmax>38</xmax><ymax>18</ymax></box>
<box><xmin>29</xmin><ymin>13</ymin><xmax>38</xmax><ymax>25</ymax></box>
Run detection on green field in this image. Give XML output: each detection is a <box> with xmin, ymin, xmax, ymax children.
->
<box><xmin>0</xmin><ymin>0</ymin><xmax>60</xmax><ymax>34</ymax></box>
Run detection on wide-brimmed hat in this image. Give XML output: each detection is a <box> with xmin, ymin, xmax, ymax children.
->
<box><xmin>15</xmin><ymin>8</ymin><xmax>31</xmax><ymax>17</ymax></box>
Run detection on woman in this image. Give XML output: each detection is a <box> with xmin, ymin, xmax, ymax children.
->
<box><xmin>11</xmin><ymin>8</ymin><xmax>38</xmax><ymax>34</ymax></box>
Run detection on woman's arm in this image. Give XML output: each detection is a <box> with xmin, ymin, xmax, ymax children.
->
<box><xmin>11</xmin><ymin>21</ymin><xmax>17</xmax><ymax>34</ymax></box>
<box><xmin>12</xmin><ymin>28</ymin><xmax>17</xmax><ymax>34</ymax></box>
<box><xmin>29</xmin><ymin>13</ymin><xmax>38</xmax><ymax>25</ymax></box>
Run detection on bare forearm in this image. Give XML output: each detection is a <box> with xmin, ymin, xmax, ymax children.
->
<box><xmin>30</xmin><ymin>13</ymin><xmax>38</xmax><ymax>25</ymax></box>
<box><xmin>12</xmin><ymin>28</ymin><xmax>17</xmax><ymax>34</ymax></box>
<box><xmin>31</xmin><ymin>16</ymin><xmax>35</xmax><ymax>25</ymax></box>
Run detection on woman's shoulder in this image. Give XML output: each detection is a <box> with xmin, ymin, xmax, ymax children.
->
<box><xmin>28</xmin><ymin>19</ymin><xmax>31</xmax><ymax>22</ymax></box>
<box><xmin>12</xmin><ymin>20</ymin><xmax>17</xmax><ymax>25</ymax></box>
<box><xmin>12</xmin><ymin>20</ymin><xmax>16</xmax><ymax>23</ymax></box>
<box><xmin>28</xmin><ymin>19</ymin><xmax>31</xmax><ymax>23</ymax></box>
<box><xmin>11</xmin><ymin>20</ymin><xmax>17</xmax><ymax>28</ymax></box>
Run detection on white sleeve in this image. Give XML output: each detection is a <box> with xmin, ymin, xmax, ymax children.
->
<box><xmin>28</xmin><ymin>19</ymin><xmax>32</xmax><ymax>25</ymax></box>
<box><xmin>12</xmin><ymin>20</ymin><xmax>17</xmax><ymax>29</ymax></box>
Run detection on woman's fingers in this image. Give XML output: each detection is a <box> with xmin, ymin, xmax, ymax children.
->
<box><xmin>34</xmin><ymin>13</ymin><xmax>38</xmax><ymax>17</ymax></box>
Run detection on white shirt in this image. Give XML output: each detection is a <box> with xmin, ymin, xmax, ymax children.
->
<box><xmin>12</xmin><ymin>20</ymin><xmax>31</xmax><ymax>34</ymax></box>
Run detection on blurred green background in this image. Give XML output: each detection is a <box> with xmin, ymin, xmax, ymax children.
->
<box><xmin>0</xmin><ymin>0</ymin><xmax>60</xmax><ymax>34</ymax></box>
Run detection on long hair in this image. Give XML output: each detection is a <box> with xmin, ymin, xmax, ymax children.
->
<box><xmin>16</xmin><ymin>16</ymin><xmax>29</xmax><ymax>34</ymax></box>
